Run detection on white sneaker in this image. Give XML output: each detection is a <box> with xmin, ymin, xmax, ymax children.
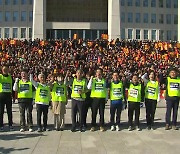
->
<box><xmin>29</xmin><ymin>128</ymin><xmax>33</xmax><ymax>132</ymax></box>
<box><xmin>128</xmin><ymin>126</ymin><xmax>133</xmax><ymax>131</ymax></box>
<box><xmin>111</xmin><ymin>125</ymin><xmax>115</xmax><ymax>131</ymax></box>
<box><xmin>136</xmin><ymin>126</ymin><xmax>141</xmax><ymax>131</ymax></box>
<box><xmin>20</xmin><ymin>128</ymin><xmax>25</xmax><ymax>132</ymax></box>
<box><xmin>116</xmin><ymin>125</ymin><xmax>120</xmax><ymax>131</ymax></box>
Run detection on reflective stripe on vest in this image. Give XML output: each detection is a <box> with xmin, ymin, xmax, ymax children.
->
<box><xmin>51</xmin><ymin>82</ymin><xmax>67</xmax><ymax>102</ymax></box>
<box><xmin>128</xmin><ymin>83</ymin><xmax>141</xmax><ymax>102</ymax></box>
<box><xmin>18</xmin><ymin>80</ymin><xmax>33</xmax><ymax>98</ymax></box>
<box><xmin>167</xmin><ymin>77</ymin><xmax>180</xmax><ymax>97</ymax></box>
<box><xmin>35</xmin><ymin>84</ymin><xmax>50</xmax><ymax>105</ymax></box>
<box><xmin>110</xmin><ymin>81</ymin><xmax>124</xmax><ymax>100</ymax></box>
<box><xmin>0</xmin><ymin>74</ymin><xmax>12</xmax><ymax>93</ymax></box>
<box><xmin>145</xmin><ymin>81</ymin><xmax>159</xmax><ymax>100</ymax></box>
<box><xmin>90</xmin><ymin>78</ymin><xmax>106</xmax><ymax>98</ymax></box>
<box><xmin>71</xmin><ymin>78</ymin><xmax>86</xmax><ymax>99</ymax></box>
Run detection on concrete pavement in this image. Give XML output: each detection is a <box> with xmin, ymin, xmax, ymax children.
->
<box><xmin>0</xmin><ymin>100</ymin><xmax>179</xmax><ymax>154</ymax></box>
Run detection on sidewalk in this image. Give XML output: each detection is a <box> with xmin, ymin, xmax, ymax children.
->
<box><xmin>0</xmin><ymin>100</ymin><xmax>179</xmax><ymax>154</ymax></box>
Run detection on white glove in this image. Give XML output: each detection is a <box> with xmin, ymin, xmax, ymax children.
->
<box><xmin>30</xmin><ymin>74</ymin><xmax>33</xmax><ymax>80</ymax></box>
<box><xmin>15</xmin><ymin>78</ymin><xmax>19</xmax><ymax>82</ymax></box>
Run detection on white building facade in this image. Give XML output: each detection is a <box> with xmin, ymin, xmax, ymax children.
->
<box><xmin>0</xmin><ymin>0</ymin><xmax>179</xmax><ymax>41</ymax></box>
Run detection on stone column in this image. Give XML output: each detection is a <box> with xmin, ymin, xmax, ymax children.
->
<box><xmin>32</xmin><ymin>0</ymin><xmax>46</xmax><ymax>40</ymax></box>
<box><xmin>108</xmin><ymin>0</ymin><xmax>120</xmax><ymax>40</ymax></box>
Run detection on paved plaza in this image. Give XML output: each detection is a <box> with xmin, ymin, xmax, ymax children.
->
<box><xmin>0</xmin><ymin>100</ymin><xmax>179</xmax><ymax>154</ymax></box>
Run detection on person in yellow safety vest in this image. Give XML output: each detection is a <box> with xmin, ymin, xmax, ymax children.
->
<box><xmin>49</xmin><ymin>72</ymin><xmax>69</xmax><ymax>131</ymax></box>
<box><xmin>13</xmin><ymin>69</ymin><xmax>35</xmax><ymax>132</ymax></box>
<box><xmin>160</xmin><ymin>68</ymin><xmax>180</xmax><ymax>130</ymax></box>
<box><xmin>87</xmin><ymin>68</ymin><xmax>107</xmax><ymax>132</ymax></box>
<box><xmin>71</xmin><ymin>69</ymin><xmax>87</xmax><ymax>132</ymax></box>
<box><xmin>108</xmin><ymin>71</ymin><xmax>127</xmax><ymax>131</ymax></box>
<box><xmin>0</xmin><ymin>65</ymin><xmax>14</xmax><ymax>131</ymax></box>
<box><xmin>142</xmin><ymin>70</ymin><xmax>160</xmax><ymax>130</ymax></box>
<box><xmin>30</xmin><ymin>73</ymin><xmax>51</xmax><ymax>132</ymax></box>
<box><xmin>125</xmin><ymin>74</ymin><xmax>144</xmax><ymax>131</ymax></box>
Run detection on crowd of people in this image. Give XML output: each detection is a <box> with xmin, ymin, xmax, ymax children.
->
<box><xmin>0</xmin><ymin>38</ymin><xmax>179</xmax><ymax>133</ymax></box>
<box><xmin>0</xmin><ymin>38</ymin><xmax>179</xmax><ymax>81</ymax></box>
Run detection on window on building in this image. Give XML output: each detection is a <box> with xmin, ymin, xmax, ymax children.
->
<box><xmin>151</xmin><ymin>0</ymin><xmax>156</xmax><ymax>7</ymax></box>
<box><xmin>166</xmin><ymin>14</ymin><xmax>171</xmax><ymax>24</ymax></box>
<box><xmin>174</xmin><ymin>14</ymin><xmax>178</xmax><ymax>24</ymax></box>
<box><xmin>144</xmin><ymin>30</ymin><xmax>149</xmax><ymax>39</ymax></box>
<box><xmin>21</xmin><ymin>28</ymin><xmax>26</xmax><ymax>38</ymax></box>
<box><xmin>174</xmin><ymin>30</ymin><xmax>177</xmax><ymax>40</ymax></box>
<box><xmin>135</xmin><ymin>0</ymin><xmax>140</xmax><ymax>6</ymax></box>
<box><xmin>166</xmin><ymin>0</ymin><xmax>171</xmax><ymax>8</ymax></box>
<box><xmin>21</xmin><ymin>0</ymin><xmax>26</xmax><ymax>5</ymax></box>
<box><xmin>136</xmin><ymin>29</ymin><xmax>140</xmax><ymax>39</ymax></box>
<box><xmin>91</xmin><ymin>30</ymin><xmax>97</xmax><ymax>40</ymax></box>
<box><xmin>174</xmin><ymin>0</ymin><xmax>178</xmax><ymax>8</ymax></box>
<box><xmin>128</xmin><ymin>13</ymin><xmax>133</xmax><ymax>23</ymax></box>
<box><xmin>0</xmin><ymin>28</ymin><xmax>1</xmax><ymax>38</ymax></box>
<box><xmin>159</xmin><ymin>14</ymin><xmax>164</xmax><ymax>24</ymax></box>
<box><xmin>121</xmin><ymin>12</ymin><xmax>125</xmax><ymax>23</ymax></box>
<box><xmin>85</xmin><ymin>30</ymin><xmax>90</xmax><ymax>40</ymax></box>
<box><xmin>135</xmin><ymin>13</ymin><xmax>141</xmax><ymax>23</ymax></box>
<box><xmin>121</xmin><ymin>28</ymin><xmax>125</xmax><ymax>39</ymax></box>
<box><xmin>29</xmin><ymin>28</ymin><xmax>32</xmax><ymax>38</ymax></box>
<box><xmin>0</xmin><ymin>0</ymin><xmax>2</xmax><ymax>5</ymax></box>
<box><xmin>159</xmin><ymin>0</ymin><xmax>163</xmax><ymax>7</ymax></box>
<box><xmin>29</xmin><ymin>0</ymin><xmax>33</xmax><ymax>5</ymax></box>
<box><xmin>5</xmin><ymin>11</ymin><xmax>11</xmax><ymax>22</ymax></box>
<box><xmin>167</xmin><ymin>30</ymin><xmax>172</xmax><ymax>40</ymax></box>
<box><xmin>0</xmin><ymin>12</ymin><xmax>2</xmax><ymax>22</ymax></box>
<box><xmin>151</xmin><ymin>14</ymin><xmax>156</xmax><ymax>23</ymax></box>
<box><xmin>21</xmin><ymin>11</ymin><xmax>26</xmax><ymax>21</ymax></box>
<box><xmin>29</xmin><ymin>11</ymin><xmax>33</xmax><ymax>21</ymax></box>
<box><xmin>121</xmin><ymin>0</ymin><xmax>125</xmax><ymax>6</ymax></box>
<box><xmin>143</xmin><ymin>0</ymin><xmax>148</xmax><ymax>7</ymax></box>
<box><xmin>128</xmin><ymin>29</ymin><xmax>133</xmax><ymax>39</ymax></box>
<box><xmin>151</xmin><ymin>30</ymin><xmax>156</xmax><ymax>40</ymax></box>
<box><xmin>5</xmin><ymin>0</ymin><xmax>10</xmax><ymax>5</ymax></box>
<box><xmin>4</xmin><ymin>28</ymin><xmax>10</xmax><ymax>38</ymax></box>
<box><xmin>143</xmin><ymin>13</ymin><xmax>149</xmax><ymax>23</ymax></box>
<box><xmin>127</xmin><ymin>0</ymin><xmax>133</xmax><ymax>6</ymax></box>
<box><xmin>13</xmin><ymin>11</ymin><xmax>18</xmax><ymax>21</ymax></box>
<box><xmin>47</xmin><ymin>0</ymin><xmax>108</xmax><ymax>23</ymax></box>
<box><xmin>13</xmin><ymin>0</ymin><xmax>18</xmax><ymax>5</ymax></box>
<box><xmin>159</xmin><ymin>30</ymin><xmax>164</xmax><ymax>40</ymax></box>
<box><xmin>13</xmin><ymin>28</ymin><xmax>18</xmax><ymax>38</ymax></box>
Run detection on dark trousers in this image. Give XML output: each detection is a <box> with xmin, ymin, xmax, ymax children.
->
<box><xmin>0</xmin><ymin>94</ymin><xmax>13</xmax><ymax>127</ymax></box>
<box><xmin>110</xmin><ymin>103</ymin><xmax>123</xmax><ymax>126</ymax></box>
<box><xmin>166</xmin><ymin>99</ymin><xmax>179</xmax><ymax>126</ymax></box>
<box><xmin>83</xmin><ymin>97</ymin><xmax>92</xmax><ymax>126</ymax></box>
<box><xmin>71</xmin><ymin>99</ymin><xmax>84</xmax><ymax>128</ymax></box>
<box><xmin>19</xmin><ymin>102</ymin><xmax>33</xmax><ymax>129</ymax></box>
<box><xmin>145</xmin><ymin>99</ymin><xmax>157</xmax><ymax>126</ymax></box>
<box><xmin>128</xmin><ymin>102</ymin><xmax>140</xmax><ymax>127</ymax></box>
<box><xmin>36</xmin><ymin>104</ymin><xmax>49</xmax><ymax>129</ymax></box>
<box><xmin>91</xmin><ymin>98</ymin><xmax>105</xmax><ymax>127</ymax></box>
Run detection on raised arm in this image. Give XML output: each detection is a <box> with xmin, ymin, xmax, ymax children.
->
<box><xmin>64</xmin><ymin>70</ymin><xmax>70</xmax><ymax>85</ymax></box>
<box><xmin>141</xmin><ymin>73</ymin><xmax>148</xmax><ymax>86</ymax></box>
<box><xmin>87</xmin><ymin>76</ymin><xmax>93</xmax><ymax>89</ymax></box>
<box><xmin>30</xmin><ymin>74</ymin><xmax>38</xmax><ymax>89</ymax></box>
<box><xmin>13</xmin><ymin>78</ymin><xmax>19</xmax><ymax>91</ymax></box>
